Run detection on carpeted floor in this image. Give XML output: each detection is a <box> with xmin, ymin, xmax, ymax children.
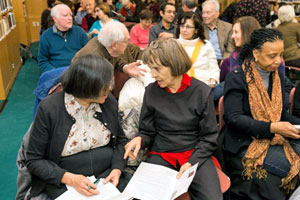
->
<box><xmin>0</xmin><ymin>42</ymin><xmax>41</xmax><ymax>199</ymax></box>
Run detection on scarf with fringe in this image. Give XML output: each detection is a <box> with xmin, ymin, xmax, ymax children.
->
<box><xmin>242</xmin><ymin>61</ymin><xmax>300</xmax><ymax>193</ymax></box>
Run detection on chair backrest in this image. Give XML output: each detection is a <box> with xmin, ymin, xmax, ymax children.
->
<box><xmin>218</xmin><ymin>96</ymin><xmax>225</xmax><ymax>131</ymax></box>
<box><xmin>289</xmin><ymin>87</ymin><xmax>296</xmax><ymax>114</ymax></box>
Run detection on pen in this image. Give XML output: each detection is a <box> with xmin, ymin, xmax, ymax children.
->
<box><xmin>87</xmin><ymin>178</ymin><xmax>100</xmax><ymax>190</ymax></box>
<box><xmin>94</xmin><ymin>178</ymin><xmax>100</xmax><ymax>184</ymax></box>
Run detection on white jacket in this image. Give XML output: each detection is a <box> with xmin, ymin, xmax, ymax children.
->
<box><xmin>178</xmin><ymin>36</ymin><xmax>220</xmax><ymax>85</ymax></box>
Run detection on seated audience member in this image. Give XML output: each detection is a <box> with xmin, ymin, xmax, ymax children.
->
<box><xmin>202</xmin><ymin>0</ymin><xmax>234</xmax><ymax>62</ymax></box>
<box><xmin>40</xmin><ymin>0</ymin><xmax>61</xmax><ymax>35</ymax></box>
<box><xmin>74</xmin><ymin>20</ymin><xmax>145</xmax><ymax>98</ymax></box>
<box><xmin>223</xmin><ymin>28</ymin><xmax>300</xmax><ymax>200</ymax></box>
<box><xmin>88</xmin><ymin>3</ymin><xmax>117</xmax><ymax>38</ymax></box>
<box><xmin>148</xmin><ymin>2</ymin><xmax>177</xmax><ymax>45</ymax></box>
<box><xmin>116</xmin><ymin>0</ymin><xmax>123</xmax><ymax>11</ymax></box>
<box><xmin>81</xmin><ymin>0</ymin><xmax>97</xmax><ymax>32</ymax></box>
<box><xmin>119</xmin><ymin>0</ymin><xmax>136</xmax><ymax>21</ymax></box>
<box><xmin>130</xmin><ymin>9</ymin><xmax>153</xmax><ymax>49</ymax></box>
<box><xmin>176</xmin><ymin>12</ymin><xmax>220</xmax><ymax>101</ymax></box>
<box><xmin>38</xmin><ymin>4</ymin><xmax>88</xmax><ymax>72</ymax></box>
<box><xmin>175</xmin><ymin>0</ymin><xmax>202</xmax><ymax>24</ymax></box>
<box><xmin>145</xmin><ymin>0</ymin><xmax>159</xmax><ymax>22</ymax></box>
<box><xmin>26</xmin><ymin>54</ymin><xmax>127</xmax><ymax>199</ymax></box>
<box><xmin>219</xmin><ymin>16</ymin><xmax>261</xmax><ymax>83</ymax></box>
<box><xmin>75</xmin><ymin>0</ymin><xmax>87</xmax><ymax>25</ymax></box>
<box><xmin>234</xmin><ymin>0</ymin><xmax>270</xmax><ymax>27</ymax></box>
<box><xmin>277</xmin><ymin>5</ymin><xmax>300</xmax><ymax>69</ymax></box>
<box><xmin>124</xmin><ymin>38</ymin><xmax>222</xmax><ymax>200</ymax></box>
<box><xmin>218</xmin><ymin>17</ymin><xmax>286</xmax><ymax>103</ymax></box>
<box><xmin>106</xmin><ymin>0</ymin><xmax>116</xmax><ymax>17</ymax></box>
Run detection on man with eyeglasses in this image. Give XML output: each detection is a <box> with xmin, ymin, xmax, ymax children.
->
<box><xmin>38</xmin><ymin>4</ymin><xmax>88</xmax><ymax>72</ymax></box>
<box><xmin>202</xmin><ymin>0</ymin><xmax>234</xmax><ymax>63</ymax></box>
<box><xmin>148</xmin><ymin>2</ymin><xmax>177</xmax><ymax>45</ymax></box>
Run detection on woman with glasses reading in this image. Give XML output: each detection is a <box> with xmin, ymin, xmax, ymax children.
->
<box><xmin>124</xmin><ymin>38</ymin><xmax>222</xmax><ymax>200</ymax></box>
<box><xmin>88</xmin><ymin>3</ymin><xmax>118</xmax><ymax>39</ymax></box>
<box><xmin>176</xmin><ymin>12</ymin><xmax>220</xmax><ymax>102</ymax></box>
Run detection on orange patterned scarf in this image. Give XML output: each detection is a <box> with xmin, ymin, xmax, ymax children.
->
<box><xmin>242</xmin><ymin>61</ymin><xmax>300</xmax><ymax>192</ymax></box>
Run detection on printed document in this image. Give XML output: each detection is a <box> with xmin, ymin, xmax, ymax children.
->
<box><xmin>56</xmin><ymin>162</ymin><xmax>198</xmax><ymax>200</ymax></box>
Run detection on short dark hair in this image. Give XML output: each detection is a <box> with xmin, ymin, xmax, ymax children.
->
<box><xmin>182</xmin><ymin>0</ymin><xmax>196</xmax><ymax>9</ymax></box>
<box><xmin>140</xmin><ymin>9</ymin><xmax>153</xmax><ymax>20</ymax></box>
<box><xmin>61</xmin><ymin>54</ymin><xmax>113</xmax><ymax>99</ymax></box>
<box><xmin>177</xmin><ymin>11</ymin><xmax>205</xmax><ymax>42</ymax></box>
<box><xmin>160</xmin><ymin>2</ymin><xmax>176</xmax><ymax>13</ymax></box>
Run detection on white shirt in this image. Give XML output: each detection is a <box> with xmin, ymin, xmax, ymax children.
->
<box><xmin>178</xmin><ymin>36</ymin><xmax>220</xmax><ymax>85</ymax></box>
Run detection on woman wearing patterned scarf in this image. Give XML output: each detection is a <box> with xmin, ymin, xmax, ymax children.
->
<box><xmin>223</xmin><ymin>28</ymin><xmax>300</xmax><ymax>200</ymax></box>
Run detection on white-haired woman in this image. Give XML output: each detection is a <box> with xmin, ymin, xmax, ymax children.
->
<box><xmin>277</xmin><ymin>5</ymin><xmax>300</xmax><ymax>68</ymax></box>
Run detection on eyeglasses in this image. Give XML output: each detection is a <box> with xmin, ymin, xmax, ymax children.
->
<box><xmin>179</xmin><ymin>24</ymin><xmax>195</xmax><ymax>29</ymax></box>
<box><xmin>165</xmin><ymin>10</ymin><xmax>176</xmax><ymax>15</ymax></box>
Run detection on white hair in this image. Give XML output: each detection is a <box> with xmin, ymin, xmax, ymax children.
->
<box><xmin>278</xmin><ymin>5</ymin><xmax>295</xmax><ymax>23</ymax></box>
<box><xmin>98</xmin><ymin>21</ymin><xmax>128</xmax><ymax>47</ymax></box>
<box><xmin>51</xmin><ymin>4</ymin><xmax>70</xmax><ymax>18</ymax></box>
<box><xmin>202</xmin><ymin>0</ymin><xmax>220</xmax><ymax>12</ymax></box>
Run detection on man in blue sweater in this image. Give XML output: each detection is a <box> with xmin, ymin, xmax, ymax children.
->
<box><xmin>38</xmin><ymin>4</ymin><xmax>88</xmax><ymax>72</ymax></box>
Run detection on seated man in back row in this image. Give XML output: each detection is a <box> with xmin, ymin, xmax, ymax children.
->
<box><xmin>148</xmin><ymin>2</ymin><xmax>177</xmax><ymax>45</ymax></box>
<box><xmin>38</xmin><ymin>4</ymin><xmax>88</xmax><ymax>72</ymax></box>
<box><xmin>202</xmin><ymin>0</ymin><xmax>234</xmax><ymax>63</ymax></box>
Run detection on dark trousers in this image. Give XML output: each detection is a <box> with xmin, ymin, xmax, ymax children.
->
<box><xmin>146</xmin><ymin>154</ymin><xmax>223</xmax><ymax>200</ymax></box>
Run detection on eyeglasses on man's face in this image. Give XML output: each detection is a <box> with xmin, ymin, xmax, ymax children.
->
<box><xmin>165</xmin><ymin>10</ymin><xmax>176</xmax><ymax>15</ymax></box>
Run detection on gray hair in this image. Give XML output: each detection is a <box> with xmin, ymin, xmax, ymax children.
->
<box><xmin>202</xmin><ymin>0</ymin><xmax>220</xmax><ymax>12</ymax></box>
<box><xmin>51</xmin><ymin>4</ymin><xmax>69</xmax><ymax>18</ymax></box>
<box><xmin>278</xmin><ymin>5</ymin><xmax>295</xmax><ymax>23</ymax></box>
<box><xmin>98</xmin><ymin>21</ymin><xmax>128</xmax><ymax>47</ymax></box>
<box><xmin>182</xmin><ymin>0</ymin><xmax>196</xmax><ymax>9</ymax></box>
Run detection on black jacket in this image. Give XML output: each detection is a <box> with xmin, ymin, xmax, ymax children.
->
<box><xmin>26</xmin><ymin>91</ymin><xmax>127</xmax><ymax>197</ymax></box>
<box><xmin>223</xmin><ymin>67</ymin><xmax>300</xmax><ymax>154</ymax></box>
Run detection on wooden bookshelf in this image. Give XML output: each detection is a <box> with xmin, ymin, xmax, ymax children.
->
<box><xmin>0</xmin><ymin>0</ymin><xmax>21</xmax><ymax>100</ymax></box>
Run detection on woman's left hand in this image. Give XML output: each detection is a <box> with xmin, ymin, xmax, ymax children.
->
<box><xmin>176</xmin><ymin>162</ymin><xmax>192</xmax><ymax>179</ymax></box>
<box><xmin>103</xmin><ymin>169</ymin><xmax>122</xmax><ymax>186</ymax></box>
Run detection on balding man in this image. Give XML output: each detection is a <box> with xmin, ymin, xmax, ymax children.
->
<box><xmin>38</xmin><ymin>4</ymin><xmax>88</xmax><ymax>72</ymax></box>
<box><xmin>74</xmin><ymin>21</ymin><xmax>144</xmax><ymax>97</ymax></box>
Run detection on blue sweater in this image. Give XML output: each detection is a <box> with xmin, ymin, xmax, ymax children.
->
<box><xmin>38</xmin><ymin>25</ymin><xmax>88</xmax><ymax>72</ymax></box>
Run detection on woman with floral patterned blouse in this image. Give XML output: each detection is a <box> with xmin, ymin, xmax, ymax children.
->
<box><xmin>26</xmin><ymin>54</ymin><xmax>127</xmax><ymax>199</ymax></box>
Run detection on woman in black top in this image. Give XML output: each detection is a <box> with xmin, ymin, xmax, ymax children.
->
<box><xmin>124</xmin><ymin>38</ymin><xmax>222</xmax><ymax>200</ymax></box>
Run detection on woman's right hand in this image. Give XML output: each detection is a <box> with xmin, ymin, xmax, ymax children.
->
<box><xmin>124</xmin><ymin>136</ymin><xmax>142</xmax><ymax>159</ymax></box>
<box><xmin>271</xmin><ymin>122</ymin><xmax>300</xmax><ymax>139</ymax></box>
<box><xmin>61</xmin><ymin>172</ymin><xmax>99</xmax><ymax>196</ymax></box>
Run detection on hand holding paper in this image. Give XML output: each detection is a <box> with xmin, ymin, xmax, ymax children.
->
<box><xmin>176</xmin><ymin>162</ymin><xmax>192</xmax><ymax>179</ymax></box>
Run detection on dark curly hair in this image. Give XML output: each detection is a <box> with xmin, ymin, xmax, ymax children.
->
<box><xmin>239</xmin><ymin>28</ymin><xmax>283</xmax><ymax>83</ymax></box>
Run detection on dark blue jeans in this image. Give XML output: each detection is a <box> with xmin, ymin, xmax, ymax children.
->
<box><xmin>239</xmin><ymin>139</ymin><xmax>300</xmax><ymax>178</ymax></box>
